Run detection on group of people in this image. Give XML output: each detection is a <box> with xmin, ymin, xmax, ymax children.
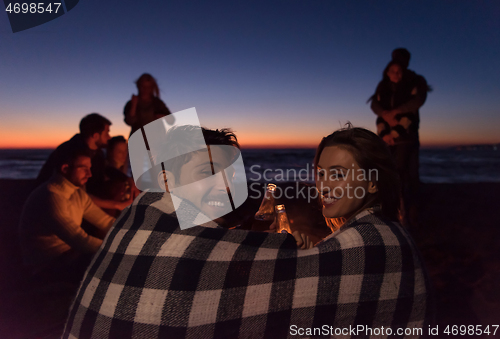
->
<box><xmin>19</xmin><ymin>73</ymin><xmax>172</xmax><ymax>283</ymax></box>
<box><xmin>20</xmin><ymin>49</ymin><xmax>433</xmax><ymax>338</ymax></box>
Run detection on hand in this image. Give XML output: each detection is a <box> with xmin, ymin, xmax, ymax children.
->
<box><xmin>382</xmin><ymin>110</ymin><xmax>398</xmax><ymax>127</ymax></box>
<box><xmin>131</xmin><ymin>94</ymin><xmax>139</xmax><ymax>106</ymax></box>
<box><xmin>264</xmin><ymin>220</ymin><xmax>277</xmax><ymax>233</ymax></box>
<box><xmin>128</xmin><ymin>178</ymin><xmax>141</xmax><ymax>200</ymax></box>
<box><xmin>390</xmin><ymin>108</ymin><xmax>403</xmax><ymax>115</ymax></box>
<box><xmin>382</xmin><ymin>134</ymin><xmax>395</xmax><ymax>146</ymax></box>
<box><xmin>292</xmin><ymin>231</ymin><xmax>314</xmax><ymax>249</ymax></box>
<box><xmin>115</xmin><ymin>196</ymin><xmax>133</xmax><ymax>211</ymax></box>
<box><xmin>129</xmin><ymin>95</ymin><xmax>139</xmax><ymax>117</ymax></box>
<box><xmin>386</xmin><ymin>117</ymin><xmax>399</xmax><ymax>128</ymax></box>
<box><xmin>131</xmin><ymin>186</ymin><xmax>141</xmax><ymax>200</ymax></box>
<box><xmin>380</xmin><ymin>111</ymin><xmax>395</xmax><ymax>125</ymax></box>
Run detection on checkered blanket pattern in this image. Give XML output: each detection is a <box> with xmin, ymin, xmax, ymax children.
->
<box><xmin>63</xmin><ymin>191</ymin><xmax>432</xmax><ymax>338</ymax></box>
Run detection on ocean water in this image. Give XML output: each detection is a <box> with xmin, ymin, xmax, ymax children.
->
<box><xmin>0</xmin><ymin>148</ymin><xmax>499</xmax><ymax>183</ymax></box>
<box><xmin>0</xmin><ymin>149</ymin><xmax>53</xmax><ymax>180</ymax></box>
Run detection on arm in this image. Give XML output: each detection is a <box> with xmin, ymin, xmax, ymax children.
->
<box><xmin>392</xmin><ymin>90</ymin><xmax>426</xmax><ymax>115</ymax></box>
<box><xmin>123</xmin><ymin>97</ymin><xmax>138</xmax><ymax>126</ymax></box>
<box><xmin>370</xmin><ymin>82</ymin><xmax>391</xmax><ymax>118</ymax></box>
<box><xmin>47</xmin><ymin>193</ymin><xmax>103</xmax><ymax>253</ymax></box>
<box><xmin>370</xmin><ymin>94</ymin><xmax>386</xmax><ymax>117</ymax></box>
<box><xmin>82</xmin><ymin>192</ymin><xmax>116</xmax><ymax>237</ymax></box>
<box><xmin>371</xmin><ymin>94</ymin><xmax>397</xmax><ymax>128</ymax></box>
<box><xmin>393</xmin><ymin>76</ymin><xmax>429</xmax><ymax>114</ymax></box>
<box><xmin>153</xmin><ymin>98</ymin><xmax>172</xmax><ymax>119</ymax></box>
<box><xmin>88</xmin><ymin>194</ymin><xmax>133</xmax><ymax>211</ymax></box>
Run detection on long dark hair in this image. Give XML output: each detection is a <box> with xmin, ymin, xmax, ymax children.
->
<box><xmin>367</xmin><ymin>60</ymin><xmax>406</xmax><ymax>104</ymax></box>
<box><xmin>136</xmin><ymin>73</ymin><xmax>160</xmax><ymax>98</ymax></box>
<box><xmin>314</xmin><ymin>125</ymin><xmax>401</xmax><ymax>226</ymax></box>
<box><xmin>368</xmin><ymin>60</ymin><xmax>432</xmax><ymax>105</ymax></box>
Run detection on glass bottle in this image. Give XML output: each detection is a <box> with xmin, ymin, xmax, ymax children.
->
<box><xmin>254</xmin><ymin>183</ymin><xmax>277</xmax><ymax>221</ymax></box>
<box><xmin>275</xmin><ymin>204</ymin><xmax>292</xmax><ymax>234</ymax></box>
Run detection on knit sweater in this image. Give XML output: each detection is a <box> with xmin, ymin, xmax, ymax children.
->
<box><xmin>19</xmin><ymin>174</ymin><xmax>115</xmax><ymax>270</ymax></box>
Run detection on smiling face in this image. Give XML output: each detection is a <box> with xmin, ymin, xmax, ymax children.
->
<box><xmin>164</xmin><ymin>146</ymin><xmax>236</xmax><ymax>222</ymax></box>
<box><xmin>316</xmin><ymin>146</ymin><xmax>377</xmax><ymax>220</ymax></box>
<box><xmin>110</xmin><ymin>141</ymin><xmax>128</xmax><ymax>168</ymax></box>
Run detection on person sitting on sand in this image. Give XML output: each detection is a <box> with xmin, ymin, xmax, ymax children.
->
<box><xmin>96</xmin><ymin>136</ymin><xmax>140</xmax><ymax>217</ymax></box>
<box><xmin>19</xmin><ymin>147</ymin><xmax>115</xmax><ymax>284</ymax></box>
<box><xmin>106</xmin><ymin>135</ymin><xmax>129</xmax><ymax>174</ymax></box>
<box><xmin>37</xmin><ymin>113</ymin><xmax>131</xmax><ymax>212</ymax></box>
<box><xmin>63</xmin><ymin>125</ymin><xmax>432</xmax><ymax>338</ymax></box>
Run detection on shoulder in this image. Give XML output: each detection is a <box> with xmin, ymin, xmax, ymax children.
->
<box><xmin>123</xmin><ymin>100</ymin><xmax>132</xmax><ymax>112</ymax></box>
<box><xmin>54</xmin><ymin>135</ymin><xmax>86</xmax><ymax>156</ymax></box>
<box><xmin>153</xmin><ymin>96</ymin><xmax>166</xmax><ymax>105</ymax></box>
<box><xmin>92</xmin><ymin>149</ymin><xmax>106</xmax><ymax>162</ymax></box>
<box><xmin>113</xmin><ymin>191</ymin><xmax>179</xmax><ymax>231</ymax></box>
<box><xmin>153</xmin><ymin>97</ymin><xmax>170</xmax><ymax>110</ymax></box>
<box><xmin>25</xmin><ymin>183</ymin><xmax>51</xmax><ymax>206</ymax></box>
<box><xmin>49</xmin><ymin>137</ymin><xmax>75</xmax><ymax>156</ymax></box>
<box><xmin>405</xmin><ymin>69</ymin><xmax>427</xmax><ymax>86</ymax></box>
<box><xmin>325</xmin><ymin>210</ymin><xmax>406</xmax><ymax>249</ymax></box>
<box><xmin>375</xmin><ymin>80</ymin><xmax>391</xmax><ymax>93</ymax></box>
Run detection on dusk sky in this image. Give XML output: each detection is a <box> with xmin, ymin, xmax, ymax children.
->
<box><xmin>1</xmin><ymin>1</ymin><xmax>499</xmax><ymax>148</ymax></box>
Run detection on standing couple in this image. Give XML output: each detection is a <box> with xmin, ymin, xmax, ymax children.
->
<box><xmin>63</xmin><ymin>121</ymin><xmax>433</xmax><ymax>338</ymax></box>
<box><xmin>369</xmin><ymin>48</ymin><xmax>431</xmax><ymax>227</ymax></box>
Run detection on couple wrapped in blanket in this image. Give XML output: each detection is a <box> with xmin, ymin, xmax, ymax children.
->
<box><xmin>63</xmin><ymin>125</ymin><xmax>433</xmax><ymax>339</ymax></box>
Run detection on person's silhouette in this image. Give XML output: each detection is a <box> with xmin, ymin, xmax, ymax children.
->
<box><xmin>369</xmin><ymin>48</ymin><xmax>431</xmax><ymax>226</ymax></box>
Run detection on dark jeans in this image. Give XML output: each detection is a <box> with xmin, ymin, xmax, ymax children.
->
<box><xmin>389</xmin><ymin>142</ymin><xmax>420</xmax><ymax>221</ymax></box>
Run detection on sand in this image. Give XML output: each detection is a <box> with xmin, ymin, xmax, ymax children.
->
<box><xmin>0</xmin><ymin>179</ymin><xmax>499</xmax><ymax>338</ymax></box>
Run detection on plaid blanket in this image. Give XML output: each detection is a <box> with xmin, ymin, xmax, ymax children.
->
<box><xmin>63</xmin><ymin>191</ymin><xmax>432</xmax><ymax>338</ymax></box>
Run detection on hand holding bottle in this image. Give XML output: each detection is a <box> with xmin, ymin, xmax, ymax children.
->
<box><xmin>292</xmin><ymin>231</ymin><xmax>314</xmax><ymax>249</ymax></box>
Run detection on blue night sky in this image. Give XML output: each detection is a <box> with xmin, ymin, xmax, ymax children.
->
<box><xmin>1</xmin><ymin>0</ymin><xmax>499</xmax><ymax>148</ymax></box>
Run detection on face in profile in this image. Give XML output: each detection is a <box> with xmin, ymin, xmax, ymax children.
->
<box><xmin>161</xmin><ymin>146</ymin><xmax>236</xmax><ymax>222</ymax></box>
<box><xmin>387</xmin><ymin>64</ymin><xmax>403</xmax><ymax>83</ymax></box>
<box><xmin>316</xmin><ymin>146</ymin><xmax>377</xmax><ymax>220</ymax></box>
<box><xmin>96</xmin><ymin>125</ymin><xmax>111</xmax><ymax>148</ymax></box>
<box><xmin>63</xmin><ymin>155</ymin><xmax>92</xmax><ymax>187</ymax></box>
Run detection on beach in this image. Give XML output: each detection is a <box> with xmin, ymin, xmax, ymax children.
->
<box><xmin>0</xmin><ymin>179</ymin><xmax>499</xmax><ymax>338</ymax></box>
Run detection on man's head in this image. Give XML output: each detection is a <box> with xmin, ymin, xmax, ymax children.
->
<box><xmin>391</xmin><ymin>48</ymin><xmax>411</xmax><ymax>69</ymax></box>
<box><xmin>153</xmin><ymin>126</ymin><xmax>240</xmax><ymax>221</ymax></box>
<box><xmin>79</xmin><ymin>113</ymin><xmax>112</xmax><ymax>149</ymax></box>
<box><xmin>57</xmin><ymin>147</ymin><xmax>93</xmax><ymax>187</ymax></box>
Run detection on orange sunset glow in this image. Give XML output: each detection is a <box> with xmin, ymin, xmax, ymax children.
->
<box><xmin>1</xmin><ymin>120</ymin><xmax>499</xmax><ymax>149</ymax></box>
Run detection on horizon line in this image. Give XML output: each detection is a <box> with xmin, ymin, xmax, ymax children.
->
<box><xmin>1</xmin><ymin>142</ymin><xmax>499</xmax><ymax>150</ymax></box>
